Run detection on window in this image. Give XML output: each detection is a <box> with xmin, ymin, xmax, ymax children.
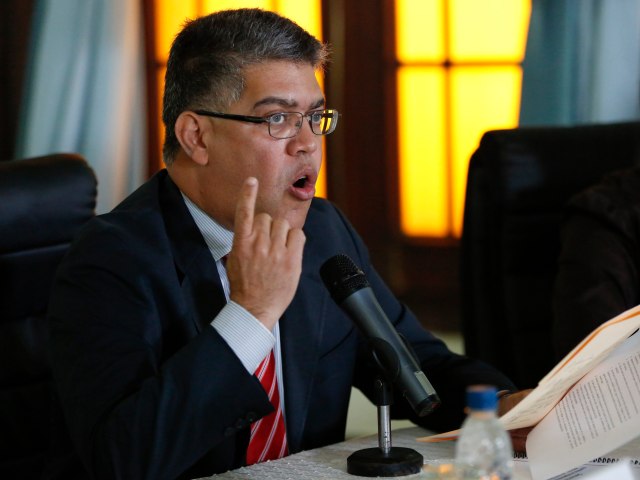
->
<box><xmin>395</xmin><ymin>0</ymin><xmax>531</xmax><ymax>238</ymax></box>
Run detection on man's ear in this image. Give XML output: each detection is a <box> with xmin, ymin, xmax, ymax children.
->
<box><xmin>174</xmin><ymin>112</ymin><xmax>209</xmax><ymax>166</ymax></box>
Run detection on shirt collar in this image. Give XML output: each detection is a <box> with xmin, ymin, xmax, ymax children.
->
<box><xmin>181</xmin><ymin>192</ymin><xmax>233</xmax><ymax>262</ymax></box>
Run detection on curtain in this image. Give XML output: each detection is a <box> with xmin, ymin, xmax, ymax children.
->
<box><xmin>16</xmin><ymin>0</ymin><xmax>146</xmax><ymax>213</ymax></box>
<box><xmin>520</xmin><ymin>0</ymin><xmax>640</xmax><ymax>126</ymax></box>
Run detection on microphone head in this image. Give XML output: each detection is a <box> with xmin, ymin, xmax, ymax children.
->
<box><xmin>320</xmin><ymin>254</ymin><xmax>370</xmax><ymax>303</ymax></box>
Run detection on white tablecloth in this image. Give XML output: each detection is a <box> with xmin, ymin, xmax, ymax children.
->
<box><xmin>199</xmin><ymin>425</ymin><xmax>640</xmax><ymax>479</ymax></box>
<box><xmin>200</xmin><ymin>426</ymin><xmax>533</xmax><ymax>479</ymax></box>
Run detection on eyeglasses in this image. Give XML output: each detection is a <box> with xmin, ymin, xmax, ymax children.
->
<box><xmin>193</xmin><ymin>109</ymin><xmax>340</xmax><ymax>139</ymax></box>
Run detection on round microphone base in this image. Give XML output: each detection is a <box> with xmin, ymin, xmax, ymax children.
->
<box><xmin>347</xmin><ymin>447</ymin><xmax>423</xmax><ymax>477</ymax></box>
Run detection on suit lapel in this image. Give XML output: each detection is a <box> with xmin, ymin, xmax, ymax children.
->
<box><xmin>280</xmin><ymin>229</ymin><xmax>328</xmax><ymax>452</ymax></box>
<box><xmin>158</xmin><ymin>172</ymin><xmax>227</xmax><ymax>331</ymax></box>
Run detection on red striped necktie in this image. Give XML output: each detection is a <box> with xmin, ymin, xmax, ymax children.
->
<box><xmin>246</xmin><ymin>350</ymin><xmax>288</xmax><ymax>465</ymax></box>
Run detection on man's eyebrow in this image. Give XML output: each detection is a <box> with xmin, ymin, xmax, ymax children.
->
<box><xmin>309</xmin><ymin>98</ymin><xmax>325</xmax><ymax>110</ymax></box>
<box><xmin>253</xmin><ymin>97</ymin><xmax>297</xmax><ymax>109</ymax></box>
<box><xmin>252</xmin><ymin>97</ymin><xmax>326</xmax><ymax>111</ymax></box>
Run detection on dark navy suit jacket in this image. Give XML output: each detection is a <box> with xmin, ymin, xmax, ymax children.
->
<box><xmin>47</xmin><ymin>170</ymin><xmax>514</xmax><ymax>479</ymax></box>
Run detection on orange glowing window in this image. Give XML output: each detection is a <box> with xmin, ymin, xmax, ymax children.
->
<box><xmin>152</xmin><ymin>0</ymin><xmax>326</xmax><ymax>197</ymax></box>
<box><xmin>396</xmin><ymin>0</ymin><xmax>531</xmax><ymax>238</ymax></box>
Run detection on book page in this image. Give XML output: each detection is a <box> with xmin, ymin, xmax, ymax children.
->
<box><xmin>418</xmin><ymin>305</ymin><xmax>640</xmax><ymax>442</ymax></box>
<box><xmin>526</xmin><ymin>333</ymin><xmax>640</xmax><ymax>480</ymax></box>
<box><xmin>499</xmin><ymin>305</ymin><xmax>640</xmax><ymax>430</ymax></box>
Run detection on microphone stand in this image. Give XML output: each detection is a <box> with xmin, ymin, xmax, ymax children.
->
<box><xmin>347</xmin><ymin>377</ymin><xmax>423</xmax><ymax>477</ymax></box>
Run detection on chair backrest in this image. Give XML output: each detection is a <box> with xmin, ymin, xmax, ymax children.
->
<box><xmin>460</xmin><ymin>121</ymin><xmax>640</xmax><ymax>389</ymax></box>
<box><xmin>0</xmin><ymin>153</ymin><xmax>96</xmax><ymax>477</ymax></box>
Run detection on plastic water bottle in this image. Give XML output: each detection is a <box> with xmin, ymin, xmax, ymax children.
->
<box><xmin>454</xmin><ymin>385</ymin><xmax>514</xmax><ymax>479</ymax></box>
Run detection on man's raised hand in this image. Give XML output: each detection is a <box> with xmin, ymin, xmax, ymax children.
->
<box><xmin>226</xmin><ymin>177</ymin><xmax>306</xmax><ymax>329</ymax></box>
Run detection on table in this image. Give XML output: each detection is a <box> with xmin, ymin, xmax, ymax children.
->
<box><xmin>201</xmin><ymin>427</ymin><xmax>534</xmax><ymax>479</ymax></box>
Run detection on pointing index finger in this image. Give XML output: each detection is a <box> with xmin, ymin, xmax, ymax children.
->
<box><xmin>234</xmin><ymin>177</ymin><xmax>258</xmax><ymax>240</ymax></box>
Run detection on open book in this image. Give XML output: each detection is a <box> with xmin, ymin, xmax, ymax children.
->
<box><xmin>418</xmin><ymin>303</ymin><xmax>640</xmax><ymax>479</ymax></box>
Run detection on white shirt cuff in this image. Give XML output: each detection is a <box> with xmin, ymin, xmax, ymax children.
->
<box><xmin>211</xmin><ymin>301</ymin><xmax>275</xmax><ymax>374</ymax></box>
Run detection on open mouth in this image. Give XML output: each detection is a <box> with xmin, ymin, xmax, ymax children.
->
<box><xmin>293</xmin><ymin>176</ymin><xmax>308</xmax><ymax>188</ymax></box>
<box><xmin>289</xmin><ymin>172</ymin><xmax>316</xmax><ymax>201</ymax></box>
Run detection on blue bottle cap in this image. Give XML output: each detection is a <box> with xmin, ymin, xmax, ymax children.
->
<box><xmin>466</xmin><ymin>385</ymin><xmax>498</xmax><ymax>410</ymax></box>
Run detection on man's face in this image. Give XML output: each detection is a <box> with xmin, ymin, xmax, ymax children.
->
<box><xmin>197</xmin><ymin>60</ymin><xmax>325</xmax><ymax>230</ymax></box>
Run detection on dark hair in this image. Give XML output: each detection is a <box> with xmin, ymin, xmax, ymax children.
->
<box><xmin>162</xmin><ymin>8</ymin><xmax>330</xmax><ymax>165</ymax></box>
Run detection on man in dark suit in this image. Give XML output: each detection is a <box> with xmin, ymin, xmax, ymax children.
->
<box><xmin>47</xmin><ymin>8</ymin><xmax>523</xmax><ymax>479</ymax></box>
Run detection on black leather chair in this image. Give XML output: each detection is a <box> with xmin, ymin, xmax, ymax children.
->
<box><xmin>0</xmin><ymin>154</ymin><xmax>96</xmax><ymax>477</ymax></box>
<box><xmin>460</xmin><ymin>121</ymin><xmax>640</xmax><ymax>389</ymax></box>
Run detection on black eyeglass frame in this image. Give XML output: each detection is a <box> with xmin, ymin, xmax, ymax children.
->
<box><xmin>192</xmin><ymin>109</ymin><xmax>340</xmax><ymax>139</ymax></box>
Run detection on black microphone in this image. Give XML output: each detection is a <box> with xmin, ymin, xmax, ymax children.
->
<box><xmin>320</xmin><ymin>254</ymin><xmax>440</xmax><ymax>417</ymax></box>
